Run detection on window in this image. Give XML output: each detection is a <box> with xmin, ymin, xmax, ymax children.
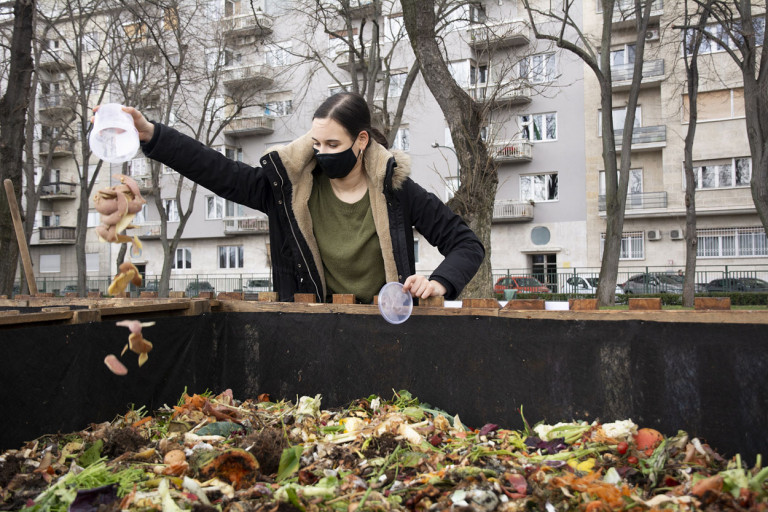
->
<box><xmin>173</xmin><ymin>247</ymin><xmax>192</xmax><ymax>269</ymax></box>
<box><xmin>129</xmin><ymin>158</ymin><xmax>149</xmax><ymax>177</ymax></box>
<box><xmin>207</xmin><ymin>195</ymin><xmax>244</xmax><ymax>219</ymax></box>
<box><xmin>265</xmin><ymin>92</ymin><xmax>293</xmax><ymax>116</ymax></box>
<box><xmin>133</xmin><ymin>204</ymin><xmax>147</xmax><ymax>224</ymax></box>
<box><xmin>388</xmin><ymin>72</ymin><xmax>407</xmax><ymax>97</ymax></box>
<box><xmin>470</xmin><ymin>64</ymin><xmax>488</xmax><ymax>85</ymax></box>
<box><xmin>599</xmin><ymin>169</ymin><xmax>644</xmax><ymax>208</ymax></box>
<box><xmin>519</xmin><ymin>113</ymin><xmax>557</xmax><ymax>141</ymax></box>
<box><xmin>329</xmin><ymin>83</ymin><xmax>350</xmax><ymax>96</ymax></box>
<box><xmin>600</xmin><ymin>231</ymin><xmax>644</xmax><ymax>260</ymax></box>
<box><xmin>42</xmin><ymin>214</ymin><xmax>61</xmax><ymax>227</ymax></box>
<box><xmin>697</xmin><ymin>227</ymin><xmax>767</xmax><ymax>258</ymax></box>
<box><xmin>87</xmin><ymin>211</ymin><xmax>100</xmax><ymax>227</ymax></box>
<box><xmin>83</xmin><ymin>32</ymin><xmax>100</xmax><ymax>52</ymax></box>
<box><xmin>383</xmin><ymin>15</ymin><xmax>404</xmax><ymax>42</ymax></box>
<box><xmin>520</xmin><ymin>173</ymin><xmax>558</xmax><ymax>202</ymax></box>
<box><xmin>86</xmin><ymin>253</ymin><xmax>99</xmax><ymax>272</ymax></box>
<box><xmin>164</xmin><ymin>199</ymin><xmax>179</xmax><ymax>222</ymax></box>
<box><xmin>684</xmin><ymin>19</ymin><xmax>765</xmax><ymax>55</ymax></box>
<box><xmin>224</xmin><ymin>147</ymin><xmax>243</xmax><ymax>162</ymax></box>
<box><xmin>328</xmin><ymin>30</ymin><xmax>356</xmax><ymax>58</ymax></box>
<box><xmin>598</xmin><ymin>106</ymin><xmax>641</xmax><ymax>135</ymax></box>
<box><xmin>448</xmin><ymin>60</ymin><xmax>484</xmax><ymax>88</ymax></box>
<box><xmin>469</xmin><ymin>2</ymin><xmax>486</xmax><ymax>23</ymax></box>
<box><xmin>219</xmin><ymin>245</ymin><xmax>244</xmax><ymax>268</ymax></box>
<box><xmin>223</xmin><ymin>49</ymin><xmax>242</xmax><ymax>67</ymax></box>
<box><xmin>413</xmin><ymin>238</ymin><xmax>420</xmax><ymax>263</ymax></box>
<box><xmin>682</xmin><ymin>89</ymin><xmax>745</xmax><ymax>122</ymax></box>
<box><xmin>520</xmin><ymin>53</ymin><xmax>557</xmax><ymax>83</ymax></box>
<box><xmin>266</xmin><ymin>42</ymin><xmax>292</xmax><ymax>67</ymax></box>
<box><xmin>392</xmin><ymin>127</ymin><xmax>410</xmax><ymax>151</ymax></box>
<box><xmin>40</xmin><ymin>254</ymin><xmax>61</xmax><ymax>273</ymax></box>
<box><xmin>610</xmin><ymin>43</ymin><xmax>636</xmax><ymax>66</ymax></box>
<box><xmin>690</xmin><ymin>157</ymin><xmax>751</xmax><ymax>189</ymax></box>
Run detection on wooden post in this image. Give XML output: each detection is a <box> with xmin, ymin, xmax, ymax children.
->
<box><xmin>3</xmin><ymin>179</ymin><xmax>38</xmax><ymax>294</ymax></box>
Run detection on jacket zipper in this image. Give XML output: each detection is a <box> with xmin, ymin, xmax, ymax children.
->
<box><xmin>268</xmin><ymin>153</ymin><xmax>322</xmax><ymax>301</ymax></box>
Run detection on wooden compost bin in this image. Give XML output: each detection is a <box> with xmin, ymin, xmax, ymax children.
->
<box><xmin>0</xmin><ymin>296</ymin><xmax>766</xmax><ymax>461</ymax></box>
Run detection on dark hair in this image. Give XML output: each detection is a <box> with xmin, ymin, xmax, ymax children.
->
<box><xmin>313</xmin><ymin>92</ymin><xmax>389</xmax><ymax>149</ymax></box>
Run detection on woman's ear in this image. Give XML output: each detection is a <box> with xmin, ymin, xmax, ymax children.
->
<box><xmin>358</xmin><ymin>130</ymin><xmax>370</xmax><ymax>149</ymax></box>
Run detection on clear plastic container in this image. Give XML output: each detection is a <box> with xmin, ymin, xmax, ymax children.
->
<box><xmin>89</xmin><ymin>103</ymin><xmax>140</xmax><ymax>164</ymax></box>
<box><xmin>377</xmin><ymin>282</ymin><xmax>413</xmax><ymax>324</ymax></box>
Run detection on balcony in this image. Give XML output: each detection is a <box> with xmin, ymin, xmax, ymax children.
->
<box><xmin>598</xmin><ymin>191</ymin><xmax>668</xmax><ymax>214</ymax></box>
<box><xmin>609</xmin><ymin>0</ymin><xmax>663</xmax><ymax>27</ymax></box>
<box><xmin>612</xmin><ymin>59</ymin><xmax>664</xmax><ymax>91</ymax></box>
<box><xmin>38</xmin><ymin>50</ymin><xmax>74</xmax><ymax>70</ymax></box>
<box><xmin>39</xmin><ymin>138</ymin><xmax>75</xmax><ymax>157</ymax></box>
<box><xmin>224</xmin><ymin>216</ymin><xmax>269</xmax><ymax>235</ymax></box>
<box><xmin>490</xmin><ymin>140</ymin><xmax>533</xmax><ymax>163</ymax></box>
<box><xmin>335</xmin><ymin>49</ymin><xmax>375</xmax><ymax>72</ymax></box>
<box><xmin>223</xmin><ymin>115</ymin><xmax>275</xmax><ymax>136</ymax></box>
<box><xmin>222</xmin><ymin>64</ymin><xmax>274</xmax><ymax>90</ymax></box>
<box><xmin>38</xmin><ymin>93</ymin><xmax>75</xmax><ymax>117</ymax></box>
<box><xmin>343</xmin><ymin>0</ymin><xmax>379</xmax><ymax>18</ymax></box>
<box><xmin>133</xmin><ymin>220</ymin><xmax>161</xmax><ymax>239</ymax></box>
<box><xmin>467</xmin><ymin>20</ymin><xmax>530</xmax><ymax>50</ymax></box>
<box><xmin>493</xmin><ymin>200</ymin><xmax>534</xmax><ymax>222</ymax></box>
<box><xmin>222</xmin><ymin>13</ymin><xmax>273</xmax><ymax>38</ymax></box>
<box><xmin>466</xmin><ymin>81</ymin><xmax>532</xmax><ymax>107</ymax></box>
<box><xmin>40</xmin><ymin>181</ymin><xmax>77</xmax><ymax>200</ymax></box>
<box><xmin>613</xmin><ymin>125</ymin><xmax>666</xmax><ymax>152</ymax></box>
<box><xmin>38</xmin><ymin>226</ymin><xmax>76</xmax><ymax>244</ymax></box>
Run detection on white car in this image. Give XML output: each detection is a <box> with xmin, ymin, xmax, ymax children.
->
<box><xmin>565</xmin><ymin>276</ymin><xmax>624</xmax><ymax>296</ymax></box>
<box><xmin>243</xmin><ymin>278</ymin><xmax>272</xmax><ymax>297</ymax></box>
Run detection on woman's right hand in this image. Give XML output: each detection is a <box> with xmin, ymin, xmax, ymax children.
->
<box><xmin>91</xmin><ymin>105</ymin><xmax>155</xmax><ymax>142</ymax></box>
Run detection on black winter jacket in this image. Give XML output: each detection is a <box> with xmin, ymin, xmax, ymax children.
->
<box><xmin>142</xmin><ymin>123</ymin><xmax>484</xmax><ymax>302</ymax></box>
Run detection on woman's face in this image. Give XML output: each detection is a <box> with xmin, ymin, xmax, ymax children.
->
<box><xmin>311</xmin><ymin>117</ymin><xmax>360</xmax><ymax>154</ymax></box>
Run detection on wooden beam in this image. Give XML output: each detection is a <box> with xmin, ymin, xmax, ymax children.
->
<box><xmin>3</xmin><ymin>179</ymin><xmax>37</xmax><ymax>294</ymax></box>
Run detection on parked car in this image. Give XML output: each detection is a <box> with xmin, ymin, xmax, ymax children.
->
<box><xmin>565</xmin><ymin>276</ymin><xmax>624</xmax><ymax>296</ymax></box>
<box><xmin>60</xmin><ymin>284</ymin><xmax>79</xmax><ymax>295</ymax></box>
<box><xmin>186</xmin><ymin>281</ymin><xmax>215</xmax><ymax>297</ymax></box>
<box><xmin>494</xmin><ymin>276</ymin><xmax>550</xmax><ymax>294</ymax></box>
<box><xmin>243</xmin><ymin>278</ymin><xmax>272</xmax><ymax>298</ymax></box>
<box><xmin>622</xmin><ymin>273</ymin><xmax>705</xmax><ymax>294</ymax></box>
<box><xmin>706</xmin><ymin>277</ymin><xmax>768</xmax><ymax>293</ymax></box>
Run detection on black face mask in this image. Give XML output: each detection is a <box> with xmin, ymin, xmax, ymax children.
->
<box><xmin>314</xmin><ymin>145</ymin><xmax>362</xmax><ymax>179</ymax></box>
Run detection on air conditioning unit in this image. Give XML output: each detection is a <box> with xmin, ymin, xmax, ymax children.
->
<box><xmin>647</xmin><ymin>229</ymin><xmax>662</xmax><ymax>241</ymax></box>
<box><xmin>646</xmin><ymin>28</ymin><xmax>660</xmax><ymax>41</ymax></box>
<box><xmin>670</xmin><ymin>229</ymin><xmax>684</xmax><ymax>240</ymax></box>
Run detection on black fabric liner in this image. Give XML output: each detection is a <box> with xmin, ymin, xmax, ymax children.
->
<box><xmin>0</xmin><ymin>311</ymin><xmax>765</xmax><ymax>460</ymax></box>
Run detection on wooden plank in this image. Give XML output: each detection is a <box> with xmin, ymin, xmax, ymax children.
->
<box><xmin>97</xmin><ymin>301</ymin><xmax>192</xmax><ymax>317</ymax></box>
<box><xmin>332</xmin><ymin>294</ymin><xmax>355</xmax><ymax>304</ymax></box>
<box><xmin>419</xmin><ymin>296</ymin><xmax>445</xmax><ymax>308</ymax></box>
<box><xmin>71</xmin><ymin>309</ymin><xmax>101</xmax><ymax>324</ymax></box>
<box><xmin>169</xmin><ymin>291</ymin><xmax>186</xmax><ymax>298</ymax></box>
<box><xmin>3</xmin><ymin>179</ymin><xmax>37</xmax><ymax>294</ymax></box>
<box><xmin>42</xmin><ymin>307</ymin><xmax>71</xmax><ymax>313</ymax></box>
<box><xmin>184</xmin><ymin>299</ymin><xmax>211</xmax><ymax>316</ymax></box>
<box><xmin>462</xmin><ymin>298</ymin><xmax>500</xmax><ymax>309</ymax></box>
<box><xmin>294</xmin><ymin>293</ymin><xmax>317</xmax><ymax>303</ymax></box>
<box><xmin>502</xmin><ymin>299</ymin><xmax>545</xmax><ymax>311</ymax></box>
<box><xmin>1</xmin><ymin>310</ymin><xmax>20</xmax><ymax>316</ymax></box>
<box><xmin>198</xmin><ymin>291</ymin><xmax>215</xmax><ymax>299</ymax></box>
<box><xmin>140</xmin><ymin>291</ymin><xmax>159</xmax><ymax>298</ymax></box>
<box><xmin>569</xmin><ymin>299</ymin><xmax>599</xmax><ymax>311</ymax></box>
<box><xmin>34</xmin><ymin>293</ymin><xmax>55</xmax><ymax>298</ymax></box>
<box><xmin>258</xmin><ymin>292</ymin><xmax>279</xmax><ymax>302</ymax></box>
<box><xmin>88</xmin><ymin>291</ymin><xmax>102</xmax><ymax>299</ymax></box>
<box><xmin>695</xmin><ymin>297</ymin><xmax>731</xmax><ymax>310</ymax></box>
<box><xmin>217</xmin><ymin>292</ymin><xmax>244</xmax><ymax>300</ymax></box>
<box><xmin>628</xmin><ymin>298</ymin><xmax>662</xmax><ymax>310</ymax></box>
<box><xmin>0</xmin><ymin>310</ymin><xmax>74</xmax><ymax>326</ymax></box>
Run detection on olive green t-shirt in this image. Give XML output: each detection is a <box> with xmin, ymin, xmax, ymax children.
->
<box><xmin>308</xmin><ymin>173</ymin><xmax>386</xmax><ymax>303</ymax></box>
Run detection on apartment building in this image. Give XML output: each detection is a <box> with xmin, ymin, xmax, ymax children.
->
<box><xmin>582</xmin><ymin>0</ymin><xmax>768</xmax><ymax>271</ymax></box>
<box><xmin>18</xmin><ymin>0</ymin><xmax>766</xmax><ymax>293</ymax></box>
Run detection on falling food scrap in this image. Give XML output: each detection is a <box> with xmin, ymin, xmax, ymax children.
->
<box><xmin>104</xmin><ymin>354</ymin><xmax>128</xmax><ymax>376</ymax></box>
<box><xmin>116</xmin><ymin>320</ymin><xmax>155</xmax><ymax>367</ymax></box>
<box><xmin>108</xmin><ymin>261</ymin><xmax>143</xmax><ymax>296</ymax></box>
<box><xmin>93</xmin><ymin>174</ymin><xmax>146</xmax><ymax>246</ymax></box>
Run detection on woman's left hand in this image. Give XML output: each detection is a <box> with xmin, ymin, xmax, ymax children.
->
<box><xmin>403</xmin><ymin>275</ymin><xmax>447</xmax><ymax>299</ymax></box>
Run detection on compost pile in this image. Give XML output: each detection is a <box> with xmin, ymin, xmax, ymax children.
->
<box><xmin>2</xmin><ymin>390</ymin><xmax>766</xmax><ymax>512</ymax></box>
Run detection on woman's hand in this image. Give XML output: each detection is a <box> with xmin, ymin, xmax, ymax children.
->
<box><xmin>403</xmin><ymin>275</ymin><xmax>447</xmax><ymax>299</ymax></box>
<box><xmin>91</xmin><ymin>105</ymin><xmax>155</xmax><ymax>142</ymax></box>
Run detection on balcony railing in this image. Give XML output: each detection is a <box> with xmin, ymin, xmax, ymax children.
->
<box><xmin>490</xmin><ymin>140</ymin><xmax>533</xmax><ymax>163</ymax></box>
<box><xmin>223</xmin><ymin>115</ymin><xmax>275</xmax><ymax>136</ymax></box>
<box><xmin>613</xmin><ymin>125</ymin><xmax>666</xmax><ymax>151</ymax></box>
<box><xmin>608</xmin><ymin>0</ymin><xmax>663</xmax><ymax>25</ymax></box>
<box><xmin>340</xmin><ymin>0</ymin><xmax>379</xmax><ymax>18</ymax></box>
<box><xmin>222</xmin><ymin>64</ymin><xmax>274</xmax><ymax>89</ymax></box>
<box><xmin>598</xmin><ymin>191</ymin><xmax>668</xmax><ymax>211</ymax></box>
<box><xmin>467</xmin><ymin>20</ymin><xmax>530</xmax><ymax>49</ymax></box>
<box><xmin>40</xmin><ymin>181</ymin><xmax>77</xmax><ymax>198</ymax></box>
<box><xmin>466</xmin><ymin>81</ymin><xmax>532</xmax><ymax>106</ymax></box>
<box><xmin>39</xmin><ymin>93</ymin><xmax>75</xmax><ymax>114</ymax></box>
<box><xmin>611</xmin><ymin>59</ymin><xmax>664</xmax><ymax>90</ymax></box>
<box><xmin>39</xmin><ymin>138</ymin><xmax>75</xmax><ymax>157</ymax></box>
<box><xmin>493</xmin><ymin>200</ymin><xmax>534</xmax><ymax>222</ymax></box>
<box><xmin>39</xmin><ymin>226</ymin><xmax>76</xmax><ymax>242</ymax></box>
<box><xmin>224</xmin><ymin>216</ymin><xmax>269</xmax><ymax>235</ymax></box>
<box><xmin>38</xmin><ymin>51</ymin><xmax>74</xmax><ymax>69</ymax></box>
<box><xmin>222</xmin><ymin>13</ymin><xmax>274</xmax><ymax>37</ymax></box>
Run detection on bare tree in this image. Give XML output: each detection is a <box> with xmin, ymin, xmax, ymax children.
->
<box><xmin>521</xmin><ymin>0</ymin><xmax>656</xmax><ymax>305</ymax></box>
<box><xmin>0</xmin><ymin>0</ymin><xmax>35</xmax><ymax>296</ymax></box>
<box><xmin>401</xmin><ymin>0</ymin><xmax>496</xmax><ymax>298</ymax></box>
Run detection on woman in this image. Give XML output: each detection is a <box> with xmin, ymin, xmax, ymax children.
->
<box><xmin>124</xmin><ymin>92</ymin><xmax>484</xmax><ymax>303</ymax></box>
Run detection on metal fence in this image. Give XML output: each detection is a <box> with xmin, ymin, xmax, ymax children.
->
<box><xmin>11</xmin><ymin>264</ymin><xmax>768</xmax><ymax>297</ymax></box>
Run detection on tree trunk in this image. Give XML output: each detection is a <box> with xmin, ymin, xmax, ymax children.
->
<box><xmin>401</xmin><ymin>0</ymin><xmax>496</xmax><ymax>298</ymax></box>
<box><xmin>0</xmin><ymin>0</ymin><xmax>35</xmax><ymax>295</ymax></box>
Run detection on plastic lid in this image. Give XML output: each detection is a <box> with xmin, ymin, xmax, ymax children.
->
<box><xmin>377</xmin><ymin>282</ymin><xmax>413</xmax><ymax>324</ymax></box>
